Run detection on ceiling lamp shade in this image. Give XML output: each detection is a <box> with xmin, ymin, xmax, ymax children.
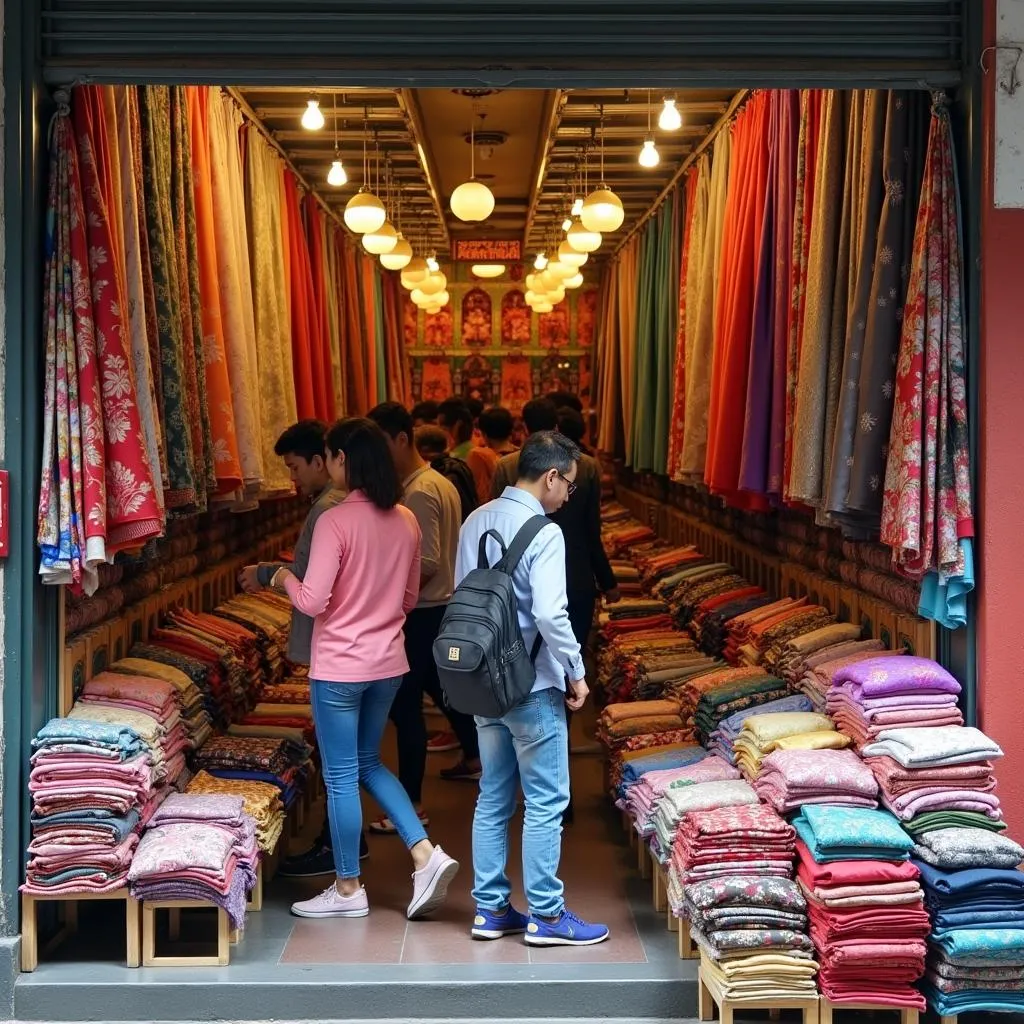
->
<box><xmin>533</xmin><ymin>301</ymin><xmax>554</xmax><ymax>314</ymax></box>
<box><xmin>571</xmin><ymin>196</ymin><xmax>584</xmax><ymax>217</ymax></box>
<box><xmin>658</xmin><ymin>97</ymin><xmax>683</xmax><ymax>132</ymax></box>
<box><xmin>410</xmin><ymin>288</ymin><xmax>431</xmax><ymax>306</ymax></box>
<box><xmin>380</xmin><ymin>233</ymin><xmax>413</xmax><ymax>271</ymax></box>
<box><xmin>581</xmin><ymin>187</ymin><xmax>625</xmax><ymax>234</ymax></box>
<box><xmin>327</xmin><ymin>158</ymin><xmax>347</xmax><ymax>188</ymax></box>
<box><xmin>524</xmin><ymin>290</ymin><xmax>542</xmax><ymax>305</ymax></box>
<box><xmin>419</xmin><ymin>271</ymin><xmax>447</xmax><ymax>297</ymax></box>
<box><xmin>548</xmin><ymin>286</ymin><xmax>566</xmax><ymax>304</ymax></box>
<box><xmin>546</xmin><ymin>259</ymin><xmax>573</xmax><ymax>280</ymax></box>
<box><xmin>402</xmin><ymin>257</ymin><xmax>429</xmax><ymax>286</ymax></box>
<box><xmin>425</xmin><ymin>304</ymin><xmax>443</xmax><ymax>315</ymax></box>
<box><xmin>427</xmin><ymin>255</ymin><xmax>440</xmax><ymax>273</ymax></box>
<box><xmin>639</xmin><ymin>138</ymin><xmax>660</xmax><ymax>169</ymax></box>
<box><xmin>564</xmin><ymin>272</ymin><xmax>585</xmax><ymax>290</ymax></box>
<box><xmin>451</xmin><ymin>180</ymin><xmax>495</xmax><ymax>222</ymax></box>
<box><xmin>558</xmin><ymin>241</ymin><xmax>588</xmax><ymax>268</ymax></box>
<box><xmin>561</xmin><ymin>217</ymin><xmax>572</xmax><ymax>232</ymax></box>
<box><xmin>434</xmin><ymin>290</ymin><xmax>451</xmax><ymax>307</ymax></box>
<box><xmin>361</xmin><ymin>220</ymin><xmax>399</xmax><ymax>255</ymax></box>
<box><xmin>301</xmin><ymin>98</ymin><xmax>325</xmax><ymax>131</ymax></box>
<box><xmin>525</xmin><ymin>273</ymin><xmax>541</xmax><ymax>292</ymax></box>
<box><xmin>533</xmin><ymin>253</ymin><xmax>549</xmax><ymax>271</ymax></box>
<box><xmin>344</xmin><ymin>189</ymin><xmax>387</xmax><ymax>234</ymax></box>
<box><xmin>471</xmin><ymin>264</ymin><xmax>505</xmax><ymax>279</ymax></box>
<box><xmin>567</xmin><ymin>219</ymin><xmax>602</xmax><ymax>254</ymax></box>
<box><xmin>539</xmin><ymin>269</ymin><xmax>562</xmax><ymax>292</ymax></box>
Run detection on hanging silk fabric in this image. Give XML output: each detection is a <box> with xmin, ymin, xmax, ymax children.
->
<box><xmin>304</xmin><ymin>194</ymin><xmax>339</xmax><ymax>421</ymax></box>
<box><xmin>371</xmin><ymin>265</ymin><xmax>389</xmax><ymax>404</ymax></box>
<box><xmin>680</xmin><ymin>130</ymin><xmax>731</xmax><ymax>482</ymax></box>
<box><xmin>881</xmin><ymin>97</ymin><xmax>974</xmax><ymax>628</ymax></box>
<box><xmin>244</xmin><ymin>127</ymin><xmax>296</xmax><ymax>494</ymax></box>
<box><xmin>186</xmin><ymin>86</ymin><xmax>243</xmax><ymax>498</ymax></box>
<box><xmin>207</xmin><ymin>90</ymin><xmax>263</xmax><ymax>494</ymax></box>
<box><xmin>321</xmin><ymin>220</ymin><xmax>347</xmax><ymax>416</ymax></box>
<box><xmin>595</xmin><ymin>266</ymin><xmax>621</xmax><ymax>452</ymax></box>
<box><xmin>616</xmin><ymin>238</ymin><xmax>641</xmax><ymax>458</ymax></box>
<box><xmin>340</xmin><ymin>239</ymin><xmax>369</xmax><ymax>415</ymax></box>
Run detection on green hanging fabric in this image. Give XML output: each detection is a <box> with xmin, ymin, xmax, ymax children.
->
<box><xmin>629</xmin><ymin>222</ymin><xmax>656</xmax><ymax>468</ymax></box>
<box><xmin>651</xmin><ymin>190</ymin><xmax>681</xmax><ymax>474</ymax></box>
<box><xmin>372</xmin><ymin>266</ymin><xmax>388</xmax><ymax>405</ymax></box>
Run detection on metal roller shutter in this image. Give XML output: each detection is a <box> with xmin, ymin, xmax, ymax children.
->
<box><xmin>40</xmin><ymin>0</ymin><xmax>966</xmax><ymax>84</ymax></box>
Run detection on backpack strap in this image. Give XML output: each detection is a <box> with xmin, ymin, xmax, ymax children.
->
<box><xmin>497</xmin><ymin>515</ymin><xmax>552</xmax><ymax>575</ymax></box>
<box><xmin>476</xmin><ymin>529</ymin><xmax>508</xmax><ymax>570</ymax></box>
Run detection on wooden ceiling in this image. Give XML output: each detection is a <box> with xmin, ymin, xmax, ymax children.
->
<box><xmin>235</xmin><ymin>85</ymin><xmax>738</xmax><ymax>261</ymax></box>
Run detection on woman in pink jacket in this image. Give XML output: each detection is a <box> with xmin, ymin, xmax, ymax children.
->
<box><xmin>272</xmin><ymin>417</ymin><xmax>458</xmax><ymax>921</ymax></box>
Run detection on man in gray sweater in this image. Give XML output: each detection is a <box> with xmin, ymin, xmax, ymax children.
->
<box><xmin>238</xmin><ymin>419</ymin><xmax>362</xmax><ymax>876</ymax></box>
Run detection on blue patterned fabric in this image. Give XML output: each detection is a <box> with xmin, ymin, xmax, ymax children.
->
<box><xmin>33</xmin><ymin>717</ymin><xmax>147</xmax><ymax>758</ymax></box>
<box><xmin>915</xmin><ymin>860</ymin><xmax>1024</xmax><ymax>899</ymax></box>
<box><xmin>930</xmin><ymin>928</ymin><xmax>1024</xmax><ymax>962</ymax></box>
<box><xmin>921</xmin><ymin>981</ymin><xmax>1024</xmax><ymax>1015</ymax></box>
<box><xmin>793</xmin><ymin>804</ymin><xmax>915</xmax><ymax>861</ymax></box>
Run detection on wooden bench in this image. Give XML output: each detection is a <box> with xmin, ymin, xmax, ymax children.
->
<box><xmin>818</xmin><ymin>1000</ymin><xmax>919</xmax><ymax>1024</ymax></box>
<box><xmin>142</xmin><ymin>899</ymin><xmax>231</xmax><ymax>967</ymax></box>
<box><xmin>699</xmin><ymin>953</ymin><xmax>819</xmax><ymax>1024</ymax></box>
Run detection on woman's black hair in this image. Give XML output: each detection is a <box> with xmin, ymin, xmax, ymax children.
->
<box><xmin>324</xmin><ymin>417</ymin><xmax>403</xmax><ymax>510</ymax></box>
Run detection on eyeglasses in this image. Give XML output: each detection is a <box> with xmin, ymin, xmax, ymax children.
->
<box><xmin>556</xmin><ymin>471</ymin><xmax>577</xmax><ymax>497</ymax></box>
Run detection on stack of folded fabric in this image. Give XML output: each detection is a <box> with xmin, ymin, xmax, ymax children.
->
<box><xmin>668</xmin><ymin>804</ymin><xmax>799</xmax><ymax>911</ymax></box>
<box><xmin>916</xmin><ymin>852</ymin><xmax>1024</xmax><ymax>1016</ymax></box>
<box><xmin>755</xmin><ymin>748</ymin><xmax>878</xmax><ymax>813</ymax></box>
<box><xmin>108</xmin><ymin>656</ymin><xmax>214</xmax><ymax>751</ymax></box>
<box><xmin>597</xmin><ymin>700</ymin><xmax>692</xmax><ymax>752</ymax></box>
<box><xmin>627</xmin><ymin>755</ymin><xmax>740</xmax><ymax>845</ymax></box>
<box><xmin>733</xmin><ymin>601</ymin><xmax>834</xmax><ymax>668</ymax></box>
<box><xmin>129</xmin><ymin>640</ymin><xmax>229</xmax><ymax>730</ymax></box>
<box><xmin>609</xmin><ymin>742</ymin><xmax>704</xmax><ymax>800</ymax></box>
<box><xmin>686</xmin><ymin>876</ymin><xmax>818</xmax><ymax>1003</ymax></box>
<box><xmin>601</xmin><ymin>518</ymin><xmax>656</xmax><ymax>555</ymax></box>
<box><xmin>596</xmin><ymin>632</ymin><xmax>718</xmax><ymax>704</ymax></box>
<box><xmin>707</xmin><ymin>694</ymin><xmax>815</xmax><ymax>765</ymax></box>
<box><xmin>861</xmin><ymin>726</ymin><xmax>1004</xmax><ymax>823</ymax></box>
<box><xmin>794</xmin><ymin>805</ymin><xmax>928</xmax><ymax>1010</ymax></box>
<box><xmin>129</xmin><ymin>792</ymin><xmax>258</xmax><ymax>930</ymax></box>
<box><xmin>598</xmin><ymin>598</ymin><xmax>675</xmax><ymax>639</ymax></box>
<box><xmin>78</xmin><ymin>673</ymin><xmax>192</xmax><ymax>784</ymax></box>
<box><xmin>696</xmin><ymin>593</ymin><xmax>777</xmax><ymax>659</ymax></box>
<box><xmin>651</xmin><ymin>779</ymin><xmax>760</xmax><ymax>873</ymax></box>
<box><xmin>195</xmin><ymin>735</ymin><xmax>308</xmax><ymax>812</ymax></box>
<box><xmin>827</xmin><ymin>655</ymin><xmax>963</xmax><ymax>750</ymax></box>
<box><xmin>615</xmin><ymin>743</ymin><xmax>709</xmax><ymax>810</ymax></box>
<box><xmin>732</xmin><ymin>712</ymin><xmax>835</xmax><ymax>781</ymax></box>
<box><xmin>187</xmin><ymin>770</ymin><xmax>285</xmax><ymax>853</ymax></box>
<box><xmin>767</xmin><ymin>623</ymin><xmax>866</xmax><ymax>687</ymax></box>
<box><xmin>793</xmin><ymin>641</ymin><xmax>887</xmax><ymax>712</ymax></box>
<box><xmin>690</xmin><ymin>673</ymin><xmax>794</xmax><ymax>745</ymax></box>
<box><xmin>21</xmin><ymin>717</ymin><xmax>151</xmax><ymax>895</ymax></box>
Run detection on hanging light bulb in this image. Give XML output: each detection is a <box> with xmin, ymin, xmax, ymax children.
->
<box><xmin>410</xmin><ymin>288</ymin><xmax>431</xmax><ymax>306</ymax></box>
<box><xmin>658</xmin><ymin>97</ymin><xmax>682</xmax><ymax>132</ymax></box>
<box><xmin>534</xmin><ymin>253</ymin><xmax>549</xmax><ymax>271</ymax></box>
<box><xmin>403</xmin><ymin>256</ymin><xmax>429</xmax><ymax>285</ymax></box>
<box><xmin>420</xmin><ymin>270</ymin><xmax>447</xmax><ymax>297</ymax></box>
<box><xmin>344</xmin><ymin>190</ymin><xmax>386</xmax><ymax>234</ymax></box>
<box><xmin>362</xmin><ymin>220</ymin><xmax>398</xmax><ymax>255</ymax></box>
<box><xmin>639</xmin><ymin>138</ymin><xmax>660</xmax><ymax>168</ymax></box>
<box><xmin>571</xmin><ymin>197</ymin><xmax>584</xmax><ymax>217</ymax></box>
<box><xmin>534</xmin><ymin>301</ymin><xmax>554</xmax><ymax>314</ymax></box>
<box><xmin>471</xmin><ymin>264</ymin><xmax>505</xmax><ymax>279</ymax></box>
<box><xmin>564</xmin><ymin>272</ymin><xmax>585</xmax><ymax>290</ymax></box>
<box><xmin>327</xmin><ymin>158</ymin><xmax>347</xmax><ymax>187</ymax></box>
<box><xmin>425</xmin><ymin>304</ymin><xmax>443</xmax><ymax>315</ymax></box>
<box><xmin>548</xmin><ymin>286</ymin><xmax>566</xmax><ymax>305</ymax></box>
<box><xmin>561</xmin><ymin>217</ymin><xmax>572</xmax><ymax>232</ymax></box>
<box><xmin>567</xmin><ymin>219</ymin><xmax>602</xmax><ymax>254</ymax></box>
<box><xmin>546</xmin><ymin>259</ymin><xmax>573</xmax><ymax>280</ymax></box>
<box><xmin>380</xmin><ymin>233</ymin><xmax>413</xmax><ymax>271</ymax></box>
<box><xmin>427</xmin><ymin>256</ymin><xmax>440</xmax><ymax>273</ymax></box>
<box><xmin>526</xmin><ymin>274</ymin><xmax>541</xmax><ymax>292</ymax></box>
<box><xmin>558</xmin><ymin>241</ymin><xmax>587</xmax><ymax>269</ymax></box>
<box><xmin>434</xmin><ymin>290</ymin><xmax>451</xmax><ymax>307</ymax></box>
<box><xmin>301</xmin><ymin>97</ymin><xmax>325</xmax><ymax>132</ymax></box>
<box><xmin>451</xmin><ymin>107</ymin><xmax>495</xmax><ymax>222</ymax></box>
<box><xmin>582</xmin><ymin>107</ymin><xmax>626</xmax><ymax>234</ymax></box>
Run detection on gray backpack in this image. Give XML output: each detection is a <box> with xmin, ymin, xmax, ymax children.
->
<box><xmin>433</xmin><ymin>515</ymin><xmax>550</xmax><ymax>718</ymax></box>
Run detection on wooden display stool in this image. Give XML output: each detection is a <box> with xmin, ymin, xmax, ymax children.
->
<box><xmin>245</xmin><ymin>858</ymin><xmax>265</xmax><ymax>913</ymax></box>
<box><xmin>699</xmin><ymin>953</ymin><xmax>819</xmax><ymax>1024</ymax></box>
<box><xmin>818</xmin><ymin>1000</ymin><xmax>918</xmax><ymax>1024</ymax></box>
<box><xmin>142</xmin><ymin>899</ymin><xmax>231</xmax><ymax>967</ymax></box>
<box><xmin>652</xmin><ymin>853</ymin><xmax>668</xmax><ymax>913</ymax></box>
<box><xmin>677</xmin><ymin>917</ymin><xmax>697</xmax><ymax>960</ymax></box>
<box><xmin>21</xmin><ymin>889</ymin><xmax>141</xmax><ymax>971</ymax></box>
<box><xmin>636</xmin><ymin>835</ymin><xmax>651</xmax><ymax>878</ymax></box>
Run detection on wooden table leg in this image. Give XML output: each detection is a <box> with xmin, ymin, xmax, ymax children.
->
<box><xmin>20</xmin><ymin>894</ymin><xmax>38</xmax><ymax>973</ymax></box>
<box><xmin>126</xmin><ymin>898</ymin><xmax>141</xmax><ymax>968</ymax></box>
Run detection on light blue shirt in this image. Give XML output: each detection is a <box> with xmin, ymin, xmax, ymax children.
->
<box><xmin>455</xmin><ymin>487</ymin><xmax>584</xmax><ymax>693</ymax></box>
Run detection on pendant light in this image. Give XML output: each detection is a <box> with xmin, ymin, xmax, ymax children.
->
<box><xmin>638</xmin><ymin>90</ymin><xmax>660</xmax><ymax>168</ymax></box>
<box><xmin>564</xmin><ymin>272</ymin><xmax>584</xmax><ymax>290</ymax></box>
<box><xmin>571</xmin><ymin>197</ymin><xmax>584</xmax><ymax>217</ymax></box>
<box><xmin>561</xmin><ymin>216</ymin><xmax>572</xmax><ymax>232</ymax></box>
<box><xmin>427</xmin><ymin>256</ymin><xmax>440</xmax><ymax>273</ymax></box>
<box><xmin>471</xmin><ymin>264</ymin><xmax>505</xmax><ymax>279</ymax></box>
<box><xmin>363</xmin><ymin>155</ymin><xmax>398</xmax><ymax>255</ymax></box>
<box><xmin>533</xmin><ymin>253</ymin><xmax>549</xmax><ymax>271</ymax></box>
<box><xmin>420</xmin><ymin>270</ymin><xmax>447</xmax><ymax>297</ymax></box>
<box><xmin>659</xmin><ymin>96</ymin><xmax>682</xmax><ymax>132</ymax></box>
<box><xmin>410</xmin><ymin>287</ymin><xmax>431</xmax><ymax>306</ymax></box>
<box><xmin>567</xmin><ymin>218</ymin><xmax>602</xmax><ymax>254</ymax></box>
<box><xmin>546</xmin><ymin>259</ymin><xmax>573</xmax><ymax>280</ymax></box>
<box><xmin>302</xmin><ymin>96</ymin><xmax>325</xmax><ymax>132</ymax></box>
<box><xmin>582</xmin><ymin>107</ymin><xmax>625</xmax><ymax>234</ymax></box>
<box><xmin>450</xmin><ymin>108</ymin><xmax>495</xmax><ymax>223</ymax></box>
<box><xmin>380</xmin><ymin>188</ymin><xmax>413</xmax><ymax>271</ymax></box>
<box><xmin>403</xmin><ymin>255</ymin><xmax>429</xmax><ymax>284</ymax></box>
<box><xmin>558</xmin><ymin>240</ymin><xmax>587</xmax><ymax>269</ymax></box>
<box><xmin>345</xmin><ymin>113</ymin><xmax>386</xmax><ymax>234</ymax></box>
<box><xmin>534</xmin><ymin>301</ymin><xmax>554</xmax><ymax>314</ymax></box>
<box><xmin>326</xmin><ymin>94</ymin><xmax>347</xmax><ymax>187</ymax></box>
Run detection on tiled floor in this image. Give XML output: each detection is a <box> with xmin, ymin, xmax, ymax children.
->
<box><xmin>16</xmin><ymin>716</ymin><xmax>697</xmax><ymax>1021</ymax></box>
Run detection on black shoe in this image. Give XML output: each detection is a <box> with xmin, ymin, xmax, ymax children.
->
<box><xmin>278</xmin><ymin>845</ymin><xmax>336</xmax><ymax>878</ymax></box>
<box><xmin>563</xmin><ymin>802</ymin><xmax>575</xmax><ymax>826</ymax></box>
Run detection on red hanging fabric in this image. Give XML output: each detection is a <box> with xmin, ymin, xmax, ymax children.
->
<box><xmin>359</xmin><ymin>251</ymin><xmax>380</xmax><ymax>406</ymax></box>
<box><xmin>281</xmin><ymin>171</ymin><xmax>318</xmax><ymax>420</ymax></box>
<box><xmin>340</xmin><ymin>239</ymin><xmax>369</xmax><ymax>414</ymax></box>
<box><xmin>303</xmin><ymin>194</ymin><xmax>337</xmax><ymax>422</ymax></box>
<box><xmin>73</xmin><ymin>88</ymin><xmax>163</xmax><ymax>555</ymax></box>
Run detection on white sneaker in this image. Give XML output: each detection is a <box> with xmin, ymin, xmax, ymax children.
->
<box><xmin>290</xmin><ymin>884</ymin><xmax>369</xmax><ymax>919</ymax></box>
<box><xmin>407</xmin><ymin>845</ymin><xmax>459</xmax><ymax>920</ymax></box>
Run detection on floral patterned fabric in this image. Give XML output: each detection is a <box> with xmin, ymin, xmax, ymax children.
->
<box><xmin>913</xmin><ymin>827</ymin><xmax>1024</xmax><ymax>871</ymax></box>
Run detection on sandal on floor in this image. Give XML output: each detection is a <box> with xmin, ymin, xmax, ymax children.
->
<box><xmin>369</xmin><ymin>810</ymin><xmax>430</xmax><ymax>834</ymax></box>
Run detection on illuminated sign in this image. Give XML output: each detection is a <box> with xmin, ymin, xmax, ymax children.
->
<box><xmin>452</xmin><ymin>239</ymin><xmax>522</xmax><ymax>263</ymax></box>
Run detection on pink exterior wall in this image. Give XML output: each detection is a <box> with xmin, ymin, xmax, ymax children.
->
<box><xmin>977</xmin><ymin>0</ymin><xmax>1024</xmax><ymax>832</ymax></box>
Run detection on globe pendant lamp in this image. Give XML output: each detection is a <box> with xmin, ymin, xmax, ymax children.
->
<box><xmin>402</xmin><ymin>256</ymin><xmax>429</xmax><ymax>286</ymax></box>
<box><xmin>638</xmin><ymin>90</ymin><xmax>660</xmax><ymax>169</ymax></box>
<box><xmin>301</xmin><ymin>97</ymin><xmax>325</xmax><ymax>132</ymax></box>
<box><xmin>420</xmin><ymin>270</ymin><xmax>447</xmax><ymax>297</ymax></box>
<box><xmin>344</xmin><ymin>189</ymin><xmax>386</xmax><ymax>234</ymax></box>
<box><xmin>410</xmin><ymin>288</ymin><xmax>431</xmax><ymax>307</ymax></box>
<box><xmin>471</xmin><ymin>264</ymin><xmax>505</xmax><ymax>279</ymax></box>
<box><xmin>546</xmin><ymin>259</ymin><xmax>573</xmax><ymax>280</ymax></box>
<box><xmin>450</xmin><ymin>110</ymin><xmax>494</xmax><ymax>223</ymax></box>
<box><xmin>524</xmin><ymin>290</ymin><xmax>542</xmax><ymax>306</ymax></box>
<box><xmin>659</xmin><ymin>96</ymin><xmax>682</xmax><ymax>132</ymax></box>
<box><xmin>534</xmin><ymin>253</ymin><xmax>549</xmax><ymax>271</ymax></box>
<box><xmin>581</xmin><ymin>109</ymin><xmax>625</xmax><ymax>234</ymax></box>
<box><xmin>564</xmin><ymin>272</ymin><xmax>585</xmax><ymax>290</ymax></box>
<box><xmin>567</xmin><ymin>218</ymin><xmax>602</xmax><ymax>254</ymax></box>
<box><xmin>326</xmin><ymin>95</ymin><xmax>347</xmax><ymax>187</ymax></box>
<box><xmin>434</xmin><ymin>290</ymin><xmax>451</xmax><ymax>308</ymax></box>
<box><xmin>548</xmin><ymin>286</ymin><xmax>566</xmax><ymax>305</ymax></box>
<box><xmin>539</xmin><ymin>268</ymin><xmax>562</xmax><ymax>292</ymax></box>
<box><xmin>558</xmin><ymin>241</ymin><xmax>587</xmax><ymax>268</ymax></box>
<box><xmin>362</xmin><ymin>220</ymin><xmax>398</xmax><ymax>255</ymax></box>
<box><xmin>534</xmin><ymin>302</ymin><xmax>554</xmax><ymax>314</ymax></box>
<box><xmin>380</xmin><ymin>233</ymin><xmax>413</xmax><ymax>271</ymax></box>
<box><xmin>526</xmin><ymin>273</ymin><xmax>541</xmax><ymax>292</ymax></box>
<box><xmin>425</xmin><ymin>304</ymin><xmax>443</xmax><ymax>315</ymax></box>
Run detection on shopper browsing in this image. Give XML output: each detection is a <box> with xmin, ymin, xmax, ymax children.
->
<box><xmin>454</xmin><ymin>430</ymin><xmax>610</xmax><ymax>947</ymax></box>
<box><xmin>273</xmin><ymin>417</ymin><xmax>458</xmax><ymax>921</ymax></box>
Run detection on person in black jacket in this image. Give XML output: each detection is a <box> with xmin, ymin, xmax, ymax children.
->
<box><xmin>414</xmin><ymin>426</ymin><xmax>478</xmax><ymax>524</ymax></box>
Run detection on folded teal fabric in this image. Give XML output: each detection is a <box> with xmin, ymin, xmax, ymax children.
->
<box><xmin>930</xmin><ymin>927</ymin><xmax>1024</xmax><ymax>962</ymax></box>
<box><xmin>792</xmin><ymin>805</ymin><xmax>915</xmax><ymax>862</ymax></box>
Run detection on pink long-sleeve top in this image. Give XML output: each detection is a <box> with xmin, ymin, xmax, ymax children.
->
<box><xmin>282</xmin><ymin>491</ymin><xmax>422</xmax><ymax>683</ymax></box>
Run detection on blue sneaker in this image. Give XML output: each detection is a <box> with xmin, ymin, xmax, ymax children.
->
<box><xmin>524</xmin><ymin>909</ymin><xmax>610</xmax><ymax>947</ymax></box>
<box><xmin>471</xmin><ymin>904</ymin><xmax>530</xmax><ymax>940</ymax></box>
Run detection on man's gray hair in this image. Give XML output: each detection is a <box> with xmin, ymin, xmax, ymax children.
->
<box><xmin>517</xmin><ymin>430</ymin><xmax>581</xmax><ymax>482</ymax></box>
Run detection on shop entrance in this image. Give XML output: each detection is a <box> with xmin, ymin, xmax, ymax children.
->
<box><xmin>2</xmin><ymin>2</ymin><xmax>980</xmax><ymax>1020</ymax></box>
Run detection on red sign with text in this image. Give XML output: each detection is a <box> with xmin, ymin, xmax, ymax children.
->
<box><xmin>0</xmin><ymin>471</ymin><xmax>9</xmax><ymax>557</ymax></box>
<box><xmin>451</xmin><ymin>239</ymin><xmax>522</xmax><ymax>263</ymax></box>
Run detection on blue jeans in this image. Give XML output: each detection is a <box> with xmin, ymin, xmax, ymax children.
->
<box><xmin>472</xmin><ymin>687</ymin><xmax>570</xmax><ymax>918</ymax></box>
<box><xmin>311</xmin><ymin>678</ymin><xmax>429</xmax><ymax>878</ymax></box>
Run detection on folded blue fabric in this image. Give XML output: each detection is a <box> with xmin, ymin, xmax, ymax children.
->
<box><xmin>921</xmin><ymin>981</ymin><xmax>1024</xmax><ymax>1015</ymax></box>
<box><xmin>930</xmin><ymin>927</ymin><xmax>1024</xmax><ymax>961</ymax></box>
<box><xmin>714</xmin><ymin>695</ymin><xmax>814</xmax><ymax>741</ymax></box>
<box><xmin>932</xmin><ymin>908</ymin><xmax>1024</xmax><ymax>929</ymax></box>
<box><xmin>33</xmin><ymin>717</ymin><xmax>147</xmax><ymax>758</ymax></box>
<box><xmin>915</xmin><ymin>860</ymin><xmax>1024</xmax><ymax>897</ymax></box>
<box><xmin>621</xmin><ymin>746</ymin><xmax>708</xmax><ymax>783</ymax></box>
<box><xmin>31</xmin><ymin>808</ymin><xmax>139</xmax><ymax>841</ymax></box>
<box><xmin>793</xmin><ymin>804</ymin><xmax>915</xmax><ymax>862</ymax></box>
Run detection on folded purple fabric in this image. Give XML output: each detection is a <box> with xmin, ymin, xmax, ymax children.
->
<box><xmin>832</xmin><ymin>656</ymin><xmax>961</xmax><ymax>698</ymax></box>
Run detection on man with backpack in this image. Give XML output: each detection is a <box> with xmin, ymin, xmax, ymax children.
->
<box><xmin>442</xmin><ymin>431</ymin><xmax>609</xmax><ymax>947</ymax></box>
